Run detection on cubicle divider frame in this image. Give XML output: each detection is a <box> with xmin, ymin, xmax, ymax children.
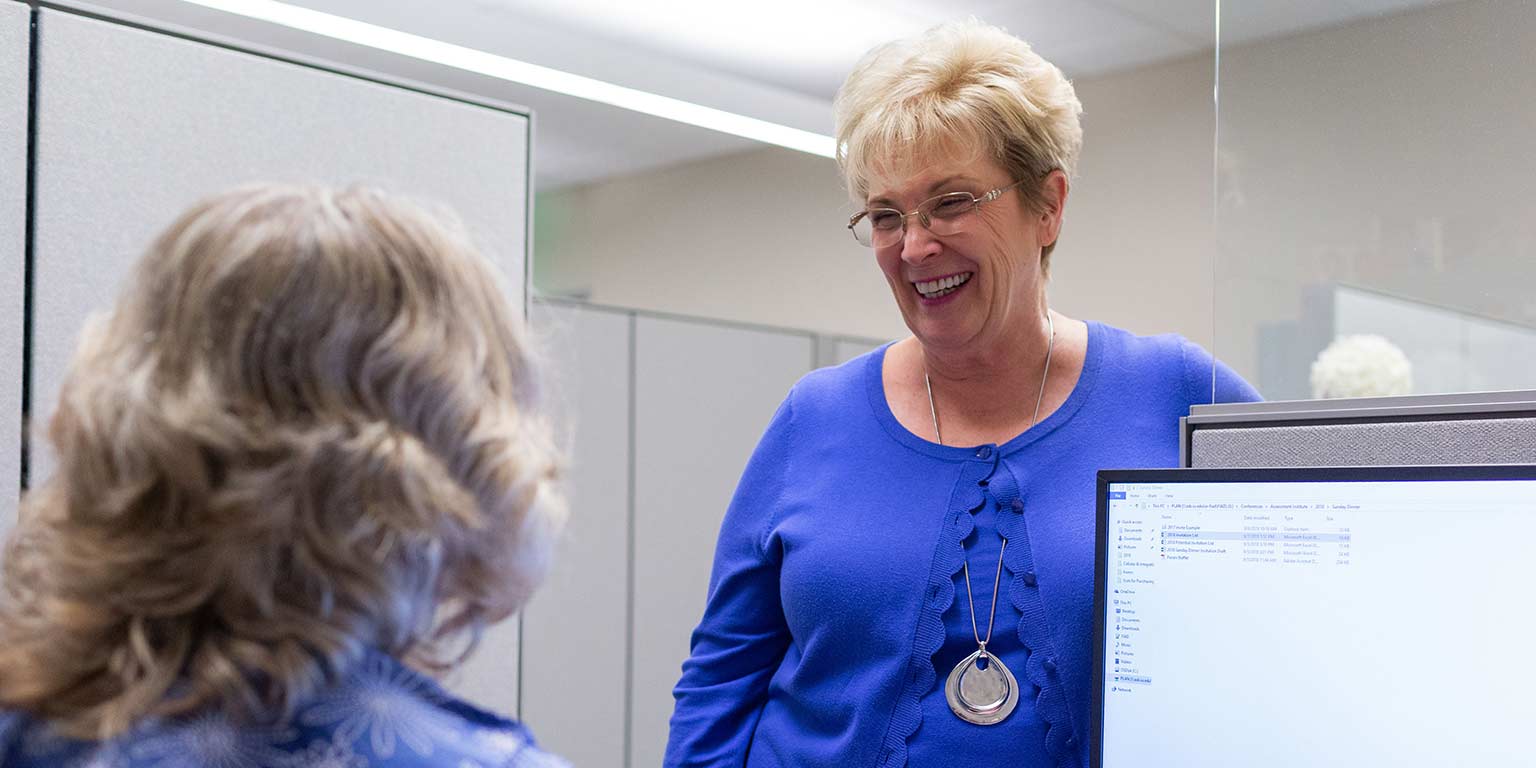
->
<box><xmin>1181</xmin><ymin>390</ymin><xmax>1536</xmax><ymax>469</ymax></box>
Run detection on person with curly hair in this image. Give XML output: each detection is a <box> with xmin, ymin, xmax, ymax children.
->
<box><xmin>0</xmin><ymin>184</ymin><xmax>569</xmax><ymax>768</ymax></box>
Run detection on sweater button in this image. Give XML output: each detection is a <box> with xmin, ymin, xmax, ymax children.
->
<box><xmin>1065</xmin><ymin>735</ymin><xmax>1077</xmax><ymax>749</ymax></box>
<box><xmin>1042</xmin><ymin>657</ymin><xmax>1058</xmax><ymax>673</ymax></box>
<box><xmin>975</xmin><ymin>445</ymin><xmax>993</xmax><ymax>459</ymax></box>
<box><xmin>1010</xmin><ymin>498</ymin><xmax>1024</xmax><ymax>513</ymax></box>
<box><xmin>1022</xmin><ymin>571</ymin><xmax>1037</xmax><ymax>587</ymax></box>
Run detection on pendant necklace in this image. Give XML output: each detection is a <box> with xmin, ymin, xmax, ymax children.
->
<box><xmin>927</xmin><ymin>311</ymin><xmax>1054</xmax><ymax>726</ymax></box>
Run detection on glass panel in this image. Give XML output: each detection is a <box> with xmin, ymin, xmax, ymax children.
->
<box><xmin>1215</xmin><ymin>0</ymin><xmax>1536</xmax><ymax>401</ymax></box>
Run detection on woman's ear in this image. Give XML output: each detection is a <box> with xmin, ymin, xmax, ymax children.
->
<box><xmin>1038</xmin><ymin>170</ymin><xmax>1069</xmax><ymax>246</ymax></box>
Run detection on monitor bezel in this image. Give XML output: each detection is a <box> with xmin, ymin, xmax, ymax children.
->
<box><xmin>1091</xmin><ymin>464</ymin><xmax>1536</xmax><ymax>767</ymax></box>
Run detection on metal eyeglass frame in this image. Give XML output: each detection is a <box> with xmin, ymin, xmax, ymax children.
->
<box><xmin>847</xmin><ymin>178</ymin><xmax>1029</xmax><ymax>248</ymax></box>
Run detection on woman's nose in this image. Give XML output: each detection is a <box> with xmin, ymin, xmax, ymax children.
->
<box><xmin>899</xmin><ymin>217</ymin><xmax>941</xmax><ymax>264</ymax></box>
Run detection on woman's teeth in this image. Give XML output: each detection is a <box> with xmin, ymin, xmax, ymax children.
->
<box><xmin>914</xmin><ymin>272</ymin><xmax>973</xmax><ymax>300</ymax></box>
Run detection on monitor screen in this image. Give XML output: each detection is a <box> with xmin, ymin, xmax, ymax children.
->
<box><xmin>1094</xmin><ymin>466</ymin><xmax>1536</xmax><ymax>767</ymax></box>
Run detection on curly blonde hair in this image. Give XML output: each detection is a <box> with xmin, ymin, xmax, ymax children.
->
<box><xmin>834</xmin><ymin>18</ymin><xmax>1083</xmax><ymax>268</ymax></box>
<box><xmin>0</xmin><ymin>184</ymin><xmax>565</xmax><ymax>739</ymax></box>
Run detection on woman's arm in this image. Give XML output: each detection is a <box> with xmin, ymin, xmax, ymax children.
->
<box><xmin>664</xmin><ymin>398</ymin><xmax>796</xmax><ymax>767</ymax></box>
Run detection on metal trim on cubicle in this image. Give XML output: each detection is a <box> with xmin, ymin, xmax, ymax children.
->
<box><xmin>3</xmin><ymin>1</ymin><xmax>31</xmax><ymax>526</ymax></box>
<box><xmin>1180</xmin><ymin>390</ymin><xmax>1536</xmax><ymax>468</ymax></box>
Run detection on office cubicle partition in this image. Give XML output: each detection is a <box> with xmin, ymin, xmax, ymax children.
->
<box><xmin>1183</xmin><ymin>391</ymin><xmax>1536</xmax><ymax>468</ymax></box>
<box><xmin>6</xmin><ymin>2</ymin><xmax>531</xmax><ymax>715</ymax></box>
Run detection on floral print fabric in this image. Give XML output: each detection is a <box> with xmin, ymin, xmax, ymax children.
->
<box><xmin>0</xmin><ymin>652</ymin><xmax>569</xmax><ymax>768</ymax></box>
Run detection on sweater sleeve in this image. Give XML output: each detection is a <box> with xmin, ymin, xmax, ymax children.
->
<box><xmin>663</xmin><ymin>394</ymin><xmax>796</xmax><ymax>767</ymax></box>
<box><xmin>1179</xmin><ymin>337</ymin><xmax>1263</xmax><ymax>406</ymax></box>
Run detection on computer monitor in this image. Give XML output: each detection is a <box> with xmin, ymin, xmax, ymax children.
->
<box><xmin>1094</xmin><ymin>465</ymin><xmax>1536</xmax><ymax>767</ymax></box>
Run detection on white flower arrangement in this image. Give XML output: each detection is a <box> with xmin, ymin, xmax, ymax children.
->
<box><xmin>1309</xmin><ymin>334</ymin><xmax>1414</xmax><ymax>399</ymax></box>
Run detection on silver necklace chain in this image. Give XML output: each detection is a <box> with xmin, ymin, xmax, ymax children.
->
<box><xmin>961</xmin><ymin>539</ymin><xmax>1008</xmax><ymax>651</ymax></box>
<box><xmin>924</xmin><ymin>311</ymin><xmax>1054</xmax><ymax>447</ymax></box>
<box><xmin>925</xmin><ymin>312</ymin><xmax>1055</xmax><ymax>654</ymax></box>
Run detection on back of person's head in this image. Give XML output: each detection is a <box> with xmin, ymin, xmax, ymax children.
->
<box><xmin>0</xmin><ymin>184</ymin><xmax>565</xmax><ymax>739</ymax></box>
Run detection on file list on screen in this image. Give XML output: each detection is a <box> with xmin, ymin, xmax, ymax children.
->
<box><xmin>1102</xmin><ymin>478</ymin><xmax>1536</xmax><ymax>766</ymax></box>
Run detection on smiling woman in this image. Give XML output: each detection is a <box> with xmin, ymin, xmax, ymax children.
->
<box><xmin>663</xmin><ymin>18</ymin><xmax>1259</xmax><ymax>768</ymax></box>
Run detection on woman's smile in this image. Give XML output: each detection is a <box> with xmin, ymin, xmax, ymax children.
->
<box><xmin>913</xmin><ymin>271</ymin><xmax>975</xmax><ymax>304</ymax></box>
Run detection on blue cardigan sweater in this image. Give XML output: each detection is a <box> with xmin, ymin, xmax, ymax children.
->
<box><xmin>665</xmin><ymin>322</ymin><xmax>1260</xmax><ymax>768</ymax></box>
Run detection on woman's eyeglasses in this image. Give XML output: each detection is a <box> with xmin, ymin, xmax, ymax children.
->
<box><xmin>847</xmin><ymin>179</ymin><xmax>1027</xmax><ymax>248</ymax></box>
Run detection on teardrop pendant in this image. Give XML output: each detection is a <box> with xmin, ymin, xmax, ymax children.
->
<box><xmin>945</xmin><ymin>648</ymin><xmax>1018</xmax><ymax>725</ymax></box>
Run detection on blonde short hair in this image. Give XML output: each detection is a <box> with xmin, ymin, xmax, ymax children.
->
<box><xmin>0</xmin><ymin>184</ymin><xmax>565</xmax><ymax>738</ymax></box>
<box><xmin>835</xmin><ymin>18</ymin><xmax>1083</xmax><ymax>266</ymax></box>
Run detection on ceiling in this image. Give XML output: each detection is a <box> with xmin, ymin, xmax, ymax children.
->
<box><xmin>464</xmin><ymin>0</ymin><xmax>1458</xmax><ymax>102</ymax></box>
<box><xmin>84</xmin><ymin>0</ymin><xmax>1453</xmax><ymax>190</ymax></box>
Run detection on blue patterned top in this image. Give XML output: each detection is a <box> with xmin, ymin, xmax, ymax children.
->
<box><xmin>664</xmin><ymin>322</ymin><xmax>1260</xmax><ymax>768</ymax></box>
<box><xmin>0</xmin><ymin>651</ymin><xmax>569</xmax><ymax>768</ymax></box>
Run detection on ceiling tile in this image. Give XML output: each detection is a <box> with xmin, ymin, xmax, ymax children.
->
<box><xmin>488</xmin><ymin>0</ymin><xmax>933</xmax><ymax>100</ymax></box>
<box><xmin>967</xmin><ymin>0</ymin><xmax>1202</xmax><ymax>77</ymax></box>
<box><xmin>1343</xmin><ymin>0</ymin><xmax>1456</xmax><ymax>17</ymax></box>
<box><xmin>1099</xmin><ymin>0</ymin><xmax>1216</xmax><ymax>43</ymax></box>
<box><xmin>1219</xmin><ymin>0</ymin><xmax>1372</xmax><ymax>47</ymax></box>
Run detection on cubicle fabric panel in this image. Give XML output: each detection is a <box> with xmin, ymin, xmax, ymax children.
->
<box><xmin>522</xmin><ymin>301</ymin><xmax>632</xmax><ymax>768</ymax></box>
<box><xmin>1190</xmin><ymin>417</ymin><xmax>1536</xmax><ymax>468</ymax></box>
<box><xmin>31</xmin><ymin>8</ymin><xmax>529</xmax><ymax>714</ymax></box>
<box><xmin>630</xmin><ymin>316</ymin><xmax>812</xmax><ymax>768</ymax></box>
<box><xmin>0</xmin><ymin>2</ymin><xmax>25</xmax><ymax>531</ymax></box>
<box><xmin>833</xmin><ymin>338</ymin><xmax>882</xmax><ymax>366</ymax></box>
<box><xmin>812</xmin><ymin>336</ymin><xmax>884</xmax><ymax>369</ymax></box>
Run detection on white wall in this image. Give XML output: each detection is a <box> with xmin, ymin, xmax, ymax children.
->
<box><xmin>534</xmin><ymin>145</ymin><xmax>900</xmax><ymax>340</ymax></box>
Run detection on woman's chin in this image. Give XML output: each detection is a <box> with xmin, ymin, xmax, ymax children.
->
<box><xmin>906</xmin><ymin>316</ymin><xmax>981</xmax><ymax>352</ymax></box>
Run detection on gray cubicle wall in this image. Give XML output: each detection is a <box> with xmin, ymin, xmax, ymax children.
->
<box><xmin>1</xmin><ymin>2</ymin><xmax>26</xmax><ymax>531</ymax></box>
<box><xmin>521</xmin><ymin>299</ymin><xmax>882</xmax><ymax>766</ymax></box>
<box><xmin>1184</xmin><ymin>391</ymin><xmax>1536</xmax><ymax>468</ymax></box>
<box><xmin>29</xmin><ymin>7</ymin><xmax>530</xmax><ymax>714</ymax></box>
<box><xmin>816</xmin><ymin>334</ymin><xmax>885</xmax><ymax>369</ymax></box>
<box><xmin>522</xmin><ymin>301</ymin><xmax>633</xmax><ymax>768</ymax></box>
<box><xmin>630</xmin><ymin>316</ymin><xmax>813</xmax><ymax>768</ymax></box>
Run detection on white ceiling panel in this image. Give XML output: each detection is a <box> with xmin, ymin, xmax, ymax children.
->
<box><xmin>481</xmin><ymin>0</ymin><xmax>936</xmax><ymax>100</ymax></box>
<box><xmin>531</xmin><ymin>91</ymin><xmax>758</xmax><ymax>191</ymax></box>
<box><xmin>971</xmin><ymin>0</ymin><xmax>1203</xmax><ymax>77</ymax></box>
<box><xmin>1219</xmin><ymin>0</ymin><xmax>1369</xmax><ymax>46</ymax></box>
<box><xmin>1099</xmin><ymin>0</ymin><xmax>1215</xmax><ymax>42</ymax></box>
<box><xmin>1343</xmin><ymin>0</ymin><xmax>1457</xmax><ymax>18</ymax></box>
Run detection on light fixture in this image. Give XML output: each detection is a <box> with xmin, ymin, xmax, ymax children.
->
<box><xmin>174</xmin><ymin>0</ymin><xmax>838</xmax><ymax>158</ymax></box>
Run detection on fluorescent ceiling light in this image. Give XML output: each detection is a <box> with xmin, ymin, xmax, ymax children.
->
<box><xmin>173</xmin><ymin>0</ymin><xmax>838</xmax><ymax>158</ymax></box>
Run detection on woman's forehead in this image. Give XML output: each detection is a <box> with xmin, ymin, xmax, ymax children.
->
<box><xmin>864</xmin><ymin>147</ymin><xmax>1003</xmax><ymax>204</ymax></box>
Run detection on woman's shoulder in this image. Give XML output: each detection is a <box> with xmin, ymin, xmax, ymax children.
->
<box><xmin>0</xmin><ymin>653</ymin><xmax>570</xmax><ymax>768</ymax></box>
<box><xmin>1089</xmin><ymin>320</ymin><xmax>1195</xmax><ymax>363</ymax></box>
<box><xmin>285</xmin><ymin>652</ymin><xmax>571</xmax><ymax>768</ymax></box>
<box><xmin>777</xmin><ymin>342</ymin><xmax>889</xmax><ymax>422</ymax></box>
<box><xmin>1088</xmin><ymin>321</ymin><xmax>1261</xmax><ymax>405</ymax></box>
